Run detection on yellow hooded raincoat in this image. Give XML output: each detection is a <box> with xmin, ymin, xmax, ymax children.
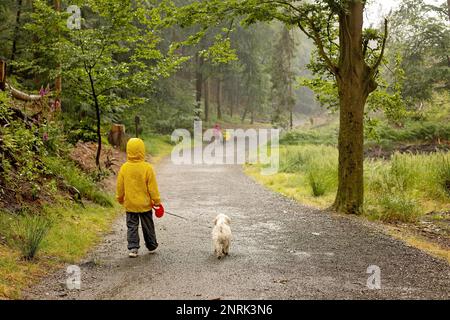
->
<box><xmin>116</xmin><ymin>138</ymin><xmax>161</xmax><ymax>212</ymax></box>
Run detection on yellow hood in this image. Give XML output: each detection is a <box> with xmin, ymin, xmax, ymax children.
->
<box><xmin>126</xmin><ymin>138</ymin><xmax>145</xmax><ymax>162</ymax></box>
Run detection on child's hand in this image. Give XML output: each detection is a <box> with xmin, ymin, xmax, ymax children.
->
<box><xmin>153</xmin><ymin>203</ymin><xmax>164</xmax><ymax>218</ymax></box>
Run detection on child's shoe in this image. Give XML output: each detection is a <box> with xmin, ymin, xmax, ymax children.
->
<box><xmin>128</xmin><ymin>248</ymin><xmax>138</xmax><ymax>258</ymax></box>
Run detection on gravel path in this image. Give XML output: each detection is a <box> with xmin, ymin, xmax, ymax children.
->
<box><xmin>25</xmin><ymin>157</ymin><xmax>450</xmax><ymax>299</ymax></box>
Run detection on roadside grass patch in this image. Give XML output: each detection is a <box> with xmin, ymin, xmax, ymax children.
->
<box><xmin>377</xmin><ymin>195</ymin><xmax>420</xmax><ymax>223</ymax></box>
<box><xmin>40</xmin><ymin>202</ymin><xmax>121</xmax><ymax>263</ymax></box>
<box><xmin>278</xmin><ymin>145</ymin><xmax>338</xmax><ymax>197</ymax></box>
<box><xmin>0</xmin><ymin>201</ymin><xmax>121</xmax><ymax>298</ymax></box>
<box><xmin>13</xmin><ymin>215</ymin><xmax>52</xmax><ymax>261</ymax></box>
<box><xmin>247</xmin><ymin>144</ymin><xmax>449</xmax><ymax>223</ymax></box>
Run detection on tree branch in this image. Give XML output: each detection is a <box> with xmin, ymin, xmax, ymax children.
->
<box><xmin>370</xmin><ymin>18</ymin><xmax>388</xmax><ymax>74</ymax></box>
<box><xmin>305</xmin><ymin>17</ymin><xmax>338</xmax><ymax>75</ymax></box>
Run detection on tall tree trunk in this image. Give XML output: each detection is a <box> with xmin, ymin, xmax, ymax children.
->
<box><xmin>333</xmin><ymin>82</ymin><xmax>367</xmax><ymax>214</ymax></box>
<box><xmin>289</xmin><ymin>107</ymin><xmax>293</xmax><ymax>130</ymax></box>
<box><xmin>289</xmin><ymin>83</ymin><xmax>294</xmax><ymax>130</ymax></box>
<box><xmin>88</xmin><ymin>71</ymin><xmax>101</xmax><ymax>168</ymax></box>
<box><xmin>447</xmin><ymin>0</ymin><xmax>450</xmax><ymax>20</ymax></box>
<box><xmin>332</xmin><ymin>1</ymin><xmax>377</xmax><ymax>214</ymax></box>
<box><xmin>232</xmin><ymin>80</ymin><xmax>239</xmax><ymax>118</ymax></box>
<box><xmin>54</xmin><ymin>0</ymin><xmax>62</xmax><ymax>100</ymax></box>
<box><xmin>195</xmin><ymin>54</ymin><xmax>203</xmax><ymax>118</ymax></box>
<box><xmin>230</xmin><ymin>95</ymin><xmax>234</xmax><ymax>118</ymax></box>
<box><xmin>9</xmin><ymin>0</ymin><xmax>23</xmax><ymax>74</ymax></box>
<box><xmin>0</xmin><ymin>59</ymin><xmax>6</xmax><ymax>90</ymax></box>
<box><xmin>204</xmin><ymin>78</ymin><xmax>209</xmax><ymax>122</ymax></box>
<box><xmin>216</xmin><ymin>78</ymin><xmax>222</xmax><ymax>119</ymax></box>
<box><xmin>241</xmin><ymin>105</ymin><xmax>248</xmax><ymax>123</ymax></box>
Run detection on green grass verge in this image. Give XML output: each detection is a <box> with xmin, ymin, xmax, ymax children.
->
<box><xmin>0</xmin><ymin>201</ymin><xmax>121</xmax><ymax>299</ymax></box>
<box><xmin>246</xmin><ymin>144</ymin><xmax>450</xmax><ymax>223</ymax></box>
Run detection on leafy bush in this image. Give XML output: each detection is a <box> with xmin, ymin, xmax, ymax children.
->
<box><xmin>40</xmin><ymin>121</ymin><xmax>69</xmax><ymax>157</ymax></box>
<box><xmin>65</xmin><ymin>120</ymin><xmax>98</xmax><ymax>144</ymax></box>
<box><xmin>0</xmin><ymin>93</ymin><xmax>46</xmax><ymax>192</ymax></box>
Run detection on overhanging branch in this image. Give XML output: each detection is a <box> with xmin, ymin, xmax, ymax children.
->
<box><xmin>301</xmin><ymin>17</ymin><xmax>339</xmax><ymax>76</ymax></box>
<box><xmin>370</xmin><ymin>18</ymin><xmax>388</xmax><ymax>75</ymax></box>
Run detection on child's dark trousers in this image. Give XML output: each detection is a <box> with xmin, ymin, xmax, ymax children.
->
<box><xmin>126</xmin><ymin>211</ymin><xmax>158</xmax><ymax>251</ymax></box>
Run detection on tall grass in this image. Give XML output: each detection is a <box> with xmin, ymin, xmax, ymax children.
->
<box><xmin>308</xmin><ymin>171</ymin><xmax>327</xmax><ymax>197</ymax></box>
<box><xmin>436</xmin><ymin>155</ymin><xmax>450</xmax><ymax>197</ymax></box>
<box><xmin>13</xmin><ymin>215</ymin><xmax>52</xmax><ymax>260</ymax></box>
<box><xmin>279</xmin><ymin>145</ymin><xmax>338</xmax><ymax>197</ymax></box>
<box><xmin>367</xmin><ymin>152</ymin><xmax>449</xmax><ymax>221</ymax></box>
<box><xmin>377</xmin><ymin>195</ymin><xmax>420</xmax><ymax>223</ymax></box>
<box><xmin>253</xmin><ymin>143</ymin><xmax>449</xmax><ymax>223</ymax></box>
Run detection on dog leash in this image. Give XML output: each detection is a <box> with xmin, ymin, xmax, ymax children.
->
<box><xmin>164</xmin><ymin>210</ymin><xmax>189</xmax><ymax>221</ymax></box>
<box><xmin>161</xmin><ymin>210</ymin><xmax>212</xmax><ymax>229</ymax></box>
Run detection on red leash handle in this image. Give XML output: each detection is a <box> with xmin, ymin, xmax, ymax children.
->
<box><xmin>153</xmin><ymin>204</ymin><xmax>165</xmax><ymax>218</ymax></box>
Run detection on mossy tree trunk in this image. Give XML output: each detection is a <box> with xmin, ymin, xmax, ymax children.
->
<box><xmin>332</xmin><ymin>2</ymin><xmax>380</xmax><ymax>214</ymax></box>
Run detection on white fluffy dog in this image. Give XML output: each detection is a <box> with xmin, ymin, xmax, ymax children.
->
<box><xmin>212</xmin><ymin>214</ymin><xmax>232</xmax><ymax>259</ymax></box>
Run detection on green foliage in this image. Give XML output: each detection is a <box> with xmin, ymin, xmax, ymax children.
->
<box><xmin>200</xmin><ymin>35</ymin><xmax>237</xmax><ymax>64</ymax></box>
<box><xmin>12</xmin><ymin>0</ymin><xmax>68</xmax><ymax>83</ymax></box>
<box><xmin>65</xmin><ymin>120</ymin><xmax>98</xmax><ymax>144</ymax></box>
<box><xmin>388</xmin><ymin>0</ymin><xmax>450</xmax><ymax>106</ymax></box>
<box><xmin>365</xmin><ymin>152</ymin><xmax>450</xmax><ymax>221</ymax></box>
<box><xmin>298</xmin><ymin>77</ymin><xmax>338</xmax><ymax>110</ymax></box>
<box><xmin>268</xmin><ymin>137</ymin><xmax>450</xmax><ymax>223</ymax></box>
<box><xmin>368</xmin><ymin>121</ymin><xmax>450</xmax><ymax>148</ymax></box>
<box><xmin>270</xmin><ymin>26</ymin><xmax>296</xmax><ymax>128</ymax></box>
<box><xmin>367</xmin><ymin>54</ymin><xmax>408</xmax><ymax>125</ymax></box>
<box><xmin>0</xmin><ymin>93</ymin><xmax>46</xmax><ymax>193</ymax></box>
<box><xmin>12</xmin><ymin>0</ymin><xmax>190</xmax><ymax>162</ymax></box>
<box><xmin>142</xmin><ymin>133</ymin><xmax>175</xmax><ymax>160</ymax></box>
<box><xmin>40</xmin><ymin>121</ymin><xmax>69</xmax><ymax>157</ymax></box>
<box><xmin>280</xmin><ymin>124</ymin><xmax>338</xmax><ymax>146</ymax></box>
<box><xmin>42</xmin><ymin>156</ymin><xmax>113</xmax><ymax>207</ymax></box>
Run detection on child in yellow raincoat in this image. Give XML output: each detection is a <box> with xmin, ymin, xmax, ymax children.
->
<box><xmin>116</xmin><ymin>138</ymin><xmax>162</xmax><ymax>258</ymax></box>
